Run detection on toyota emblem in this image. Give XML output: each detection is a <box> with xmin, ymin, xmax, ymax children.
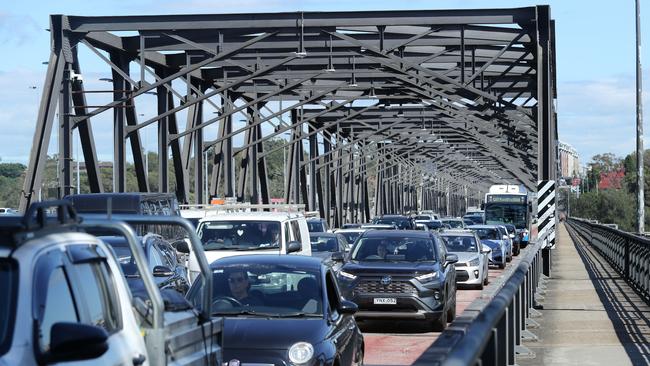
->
<box><xmin>380</xmin><ymin>275</ymin><xmax>392</xmax><ymax>285</ymax></box>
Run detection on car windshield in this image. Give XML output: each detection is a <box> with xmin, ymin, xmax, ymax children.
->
<box><xmin>0</xmin><ymin>259</ymin><xmax>17</xmax><ymax>356</ymax></box>
<box><xmin>339</xmin><ymin>231</ymin><xmax>362</xmax><ymax>244</ymax></box>
<box><xmin>442</xmin><ymin>220</ymin><xmax>463</xmax><ymax>228</ymax></box>
<box><xmin>198</xmin><ymin>221</ymin><xmax>281</xmax><ymax>250</ymax></box>
<box><xmin>310</xmin><ymin>235</ymin><xmax>339</xmax><ymax>252</ymax></box>
<box><xmin>442</xmin><ymin>236</ymin><xmax>478</xmax><ymax>252</ymax></box>
<box><xmin>351</xmin><ymin>237</ymin><xmax>437</xmax><ymax>262</ymax></box>
<box><xmin>100</xmin><ymin>236</ymin><xmax>143</xmax><ymax>277</ymax></box>
<box><xmin>189</xmin><ymin>264</ymin><xmax>323</xmax><ymax>317</ymax></box>
<box><xmin>473</xmin><ymin>228</ymin><xmax>500</xmax><ymax>240</ymax></box>
<box><xmin>307</xmin><ymin>221</ymin><xmax>326</xmax><ymax>232</ymax></box>
<box><xmin>414</xmin><ymin>215</ymin><xmax>431</xmax><ymax>220</ymax></box>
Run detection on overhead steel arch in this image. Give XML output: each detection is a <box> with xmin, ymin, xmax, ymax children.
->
<box><xmin>20</xmin><ymin>6</ymin><xmax>557</xmax><ymax>225</ymax></box>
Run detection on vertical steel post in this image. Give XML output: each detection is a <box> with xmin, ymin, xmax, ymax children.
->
<box><xmin>59</xmin><ymin>65</ymin><xmax>73</xmax><ymax>197</ymax></box>
<box><xmin>636</xmin><ymin>0</ymin><xmax>645</xmax><ymax>234</ymax></box>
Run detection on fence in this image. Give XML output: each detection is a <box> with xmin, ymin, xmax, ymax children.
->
<box><xmin>416</xmin><ymin>240</ymin><xmax>545</xmax><ymax>366</ymax></box>
<box><xmin>566</xmin><ymin>218</ymin><xmax>650</xmax><ymax>303</ymax></box>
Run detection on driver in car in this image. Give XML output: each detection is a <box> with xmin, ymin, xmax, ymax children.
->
<box><xmin>227</xmin><ymin>269</ymin><xmax>263</xmax><ymax>306</ymax></box>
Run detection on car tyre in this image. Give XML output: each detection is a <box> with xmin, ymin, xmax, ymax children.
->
<box><xmin>499</xmin><ymin>261</ymin><xmax>506</xmax><ymax>269</ymax></box>
<box><xmin>483</xmin><ymin>273</ymin><xmax>489</xmax><ymax>286</ymax></box>
<box><xmin>432</xmin><ymin>306</ymin><xmax>448</xmax><ymax>332</ymax></box>
<box><xmin>447</xmin><ymin>292</ymin><xmax>457</xmax><ymax>321</ymax></box>
<box><xmin>353</xmin><ymin>347</ymin><xmax>364</xmax><ymax>366</ymax></box>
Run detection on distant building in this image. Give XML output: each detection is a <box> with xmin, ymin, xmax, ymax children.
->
<box><xmin>559</xmin><ymin>141</ymin><xmax>580</xmax><ymax>178</ymax></box>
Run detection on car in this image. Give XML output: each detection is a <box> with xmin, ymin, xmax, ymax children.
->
<box><xmin>186</xmin><ymin>255</ymin><xmax>364</xmax><ymax>366</ymax></box>
<box><xmin>413</xmin><ymin>214</ymin><xmax>436</xmax><ymax>221</ymax></box>
<box><xmin>440</xmin><ymin>230</ymin><xmax>491</xmax><ymax>289</ymax></box>
<box><xmin>333</xmin><ymin>228</ymin><xmax>367</xmax><ymax>247</ymax></box>
<box><xmin>415</xmin><ymin>219</ymin><xmax>444</xmax><ymax>232</ymax></box>
<box><xmin>504</xmin><ymin>223</ymin><xmax>521</xmax><ymax>256</ymax></box>
<box><xmin>495</xmin><ymin>225</ymin><xmax>513</xmax><ymax>261</ymax></box>
<box><xmin>100</xmin><ymin>234</ymin><xmax>190</xmax><ymax>295</ymax></box>
<box><xmin>309</xmin><ymin>232</ymin><xmax>350</xmax><ymax>271</ymax></box>
<box><xmin>371</xmin><ymin>214</ymin><xmax>415</xmax><ymax>230</ymax></box>
<box><xmin>188</xmin><ymin>212</ymin><xmax>312</xmax><ymax>282</ymax></box>
<box><xmin>468</xmin><ymin>225</ymin><xmax>508</xmax><ymax>269</ymax></box>
<box><xmin>463</xmin><ymin>213</ymin><xmax>484</xmax><ymax>225</ymax></box>
<box><xmin>341</xmin><ymin>223</ymin><xmax>363</xmax><ymax>229</ymax></box>
<box><xmin>307</xmin><ymin>217</ymin><xmax>330</xmax><ymax>233</ymax></box>
<box><xmin>440</xmin><ymin>218</ymin><xmax>467</xmax><ymax>229</ymax></box>
<box><xmin>418</xmin><ymin>211</ymin><xmax>440</xmax><ymax>220</ymax></box>
<box><xmin>335</xmin><ymin>230</ymin><xmax>458</xmax><ymax>331</ymax></box>
<box><xmin>414</xmin><ymin>222</ymin><xmax>430</xmax><ymax>231</ymax></box>
<box><xmin>1</xmin><ymin>201</ymin><xmax>222</xmax><ymax>366</ymax></box>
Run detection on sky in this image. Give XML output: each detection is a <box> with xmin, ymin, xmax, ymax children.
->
<box><xmin>1</xmin><ymin>0</ymin><xmax>649</xmax><ymax>166</ymax></box>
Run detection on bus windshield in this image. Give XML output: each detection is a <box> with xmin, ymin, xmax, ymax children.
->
<box><xmin>485</xmin><ymin>203</ymin><xmax>527</xmax><ymax>229</ymax></box>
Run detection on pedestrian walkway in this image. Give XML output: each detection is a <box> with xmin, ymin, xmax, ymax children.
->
<box><xmin>519</xmin><ymin>223</ymin><xmax>650</xmax><ymax>366</ymax></box>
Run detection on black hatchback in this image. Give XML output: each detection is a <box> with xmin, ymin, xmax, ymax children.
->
<box><xmin>186</xmin><ymin>255</ymin><xmax>364</xmax><ymax>366</ymax></box>
<box><xmin>336</xmin><ymin>230</ymin><xmax>458</xmax><ymax>331</ymax></box>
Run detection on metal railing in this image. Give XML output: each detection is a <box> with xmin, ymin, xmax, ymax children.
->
<box><xmin>416</xmin><ymin>240</ymin><xmax>544</xmax><ymax>366</ymax></box>
<box><xmin>566</xmin><ymin>218</ymin><xmax>650</xmax><ymax>303</ymax></box>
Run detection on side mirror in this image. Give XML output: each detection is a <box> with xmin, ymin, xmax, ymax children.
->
<box><xmin>153</xmin><ymin>265</ymin><xmax>174</xmax><ymax>277</ymax></box>
<box><xmin>480</xmin><ymin>203</ymin><xmax>485</xmax><ymax>210</ymax></box>
<box><xmin>331</xmin><ymin>251</ymin><xmax>345</xmax><ymax>262</ymax></box>
<box><xmin>287</xmin><ymin>241</ymin><xmax>302</xmax><ymax>254</ymax></box>
<box><xmin>172</xmin><ymin>239</ymin><xmax>190</xmax><ymax>254</ymax></box>
<box><xmin>444</xmin><ymin>253</ymin><xmax>459</xmax><ymax>266</ymax></box>
<box><xmin>338</xmin><ymin>300</ymin><xmax>358</xmax><ymax>315</ymax></box>
<box><xmin>481</xmin><ymin>245</ymin><xmax>492</xmax><ymax>254</ymax></box>
<box><xmin>509</xmin><ymin>234</ymin><xmax>515</xmax><ymax>239</ymax></box>
<box><xmin>47</xmin><ymin>322</ymin><xmax>108</xmax><ymax>363</ymax></box>
<box><xmin>502</xmin><ymin>235</ymin><xmax>509</xmax><ymax>240</ymax></box>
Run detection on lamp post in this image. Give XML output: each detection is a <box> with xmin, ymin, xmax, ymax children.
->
<box><xmin>636</xmin><ymin>0</ymin><xmax>645</xmax><ymax>234</ymax></box>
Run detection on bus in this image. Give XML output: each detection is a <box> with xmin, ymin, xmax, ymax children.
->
<box><xmin>483</xmin><ymin>185</ymin><xmax>531</xmax><ymax>246</ymax></box>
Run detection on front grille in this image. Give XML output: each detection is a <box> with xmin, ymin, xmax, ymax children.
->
<box><xmin>456</xmin><ymin>270</ymin><xmax>470</xmax><ymax>281</ymax></box>
<box><xmin>355</xmin><ymin>280</ymin><xmax>418</xmax><ymax>295</ymax></box>
<box><xmin>455</xmin><ymin>262</ymin><xmax>467</xmax><ymax>267</ymax></box>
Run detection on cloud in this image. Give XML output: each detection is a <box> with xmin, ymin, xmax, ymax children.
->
<box><xmin>557</xmin><ymin>72</ymin><xmax>650</xmax><ymax>162</ymax></box>
<box><xmin>0</xmin><ymin>13</ymin><xmax>40</xmax><ymax>46</ymax></box>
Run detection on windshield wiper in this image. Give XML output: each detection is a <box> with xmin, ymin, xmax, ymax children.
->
<box><xmin>216</xmin><ymin>309</ymin><xmax>279</xmax><ymax>317</ymax></box>
<box><xmin>237</xmin><ymin>245</ymin><xmax>279</xmax><ymax>251</ymax></box>
<box><xmin>273</xmin><ymin>312</ymin><xmax>321</xmax><ymax>318</ymax></box>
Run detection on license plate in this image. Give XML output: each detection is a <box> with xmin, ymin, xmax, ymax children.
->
<box><xmin>373</xmin><ymin>298</ymin><xmax>397</xmax><ymax>305</ymax></box>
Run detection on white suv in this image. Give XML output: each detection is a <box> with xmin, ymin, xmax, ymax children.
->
<box><xmin>188</xmin><ymin>212</ymin><xmax>311</xmax><ymax>282</ymax></box>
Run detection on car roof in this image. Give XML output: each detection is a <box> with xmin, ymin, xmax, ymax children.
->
<box><xmin>209</xmin><ymin>254</ymin><xmax>324</xmax><ymax>270</ymax></box>
<box><xmin>379</xmin><ymin>214</ymin><xmax>409</xmax><ymax>218</ymax></box>
<box><xmin>468</xmin><ymin>225</ymin><xmax>499</xmax><ymax>229</ymax></box>
<box><xmin>335</xmin><ymin>228</ymin><xmax>366</xmax><ymax>233</ymax></box>
<box><xmin>440</xmin><ymin>230</ymin><xmax>476</xmax><ymax>236</ymax></box>
<box><xmin>361</xmin><ymin>230</ymin><xmax>434</xmax><ymax>239</ymax></box>
<box><xmin>306</xmin><ymin>217</ymin><xmax>325</xmax><ymax>221</ymax></box>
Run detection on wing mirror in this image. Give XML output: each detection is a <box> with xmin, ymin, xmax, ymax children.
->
<box><xmin>338</xmin><ymin>300</ymin><xmax>358</xmax><ymax>315</ymax></box>
<box><xmin>444</xmin><ymin>253</ymin><xmax>459</xmax><ymax>266</ymax></box>
<box><xmin>481</xmin><ymin>245</ymin><xmax>492</xmax><ymax>254</ymax></box>
<box><xmin>153</xmin><ymin>265</ymin><xmax>174</xmax><ymax>277</ymax></box>
<box><xmin>287</xmin><ymin>241</ymin><xmax>302</xmax><ymax>254</ymax></box>
<box><xmin>331</xmin><ymin>251</ymin><xmax>345</xmax><ymax>262</ymax></box>
<box><xmin>502</xmin><ymin>235</ymin><xmax>509</xmax><ymax>240</ymax></box>
<box><xmin>171</xmin><ymin>239</ymin><xmax>190</xmax><ymax>254</ymax></box>
<box><xmin>47</xmin><ymin>322</ymin><xmax>109</xmax><ymax>363</ymax></box>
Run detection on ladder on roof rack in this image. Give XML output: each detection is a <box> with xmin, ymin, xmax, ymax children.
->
<box><xmin>179</xmin><ymin>203</ymin><xmax>306</xmax><ymax>213</ymax></box>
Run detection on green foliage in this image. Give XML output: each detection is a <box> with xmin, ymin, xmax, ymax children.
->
<box><xmin>570</xmin><ymin>190</ymin><xmax>636</xmax><ymax>231</ymax></box>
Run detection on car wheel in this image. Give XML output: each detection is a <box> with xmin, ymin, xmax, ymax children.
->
<box><xmin>483</xmin><ymin>272</ymin><xmax>489</xmax><ymax>285</ymax></box>
<box><xmin>476</xmin><ymin>281</ymin><xmax>484</xmax><ymax>290</ymax></box>
<box><xmin>447</xmin><ymin>292</ymin><xmax>457</xmax><ymax>321</ymax></box>
<box><xmin>499</xmin><ymin>261</ymin><xmax>506</xmax><ymax>269</ymax></box>
<box><xmin>353</xmin><ymin>346</ymin><xmax>364</xmax><ymax>366</ymax></box>
<box><xmin>432</xmin><ymin>306</ymin><xmax>448</xmax><ymax>332</ymax></box>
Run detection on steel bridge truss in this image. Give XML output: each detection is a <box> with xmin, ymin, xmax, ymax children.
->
<box><xmin>20</xmin><ymin>6</ymin><xmax>557</xmax><ymax>225</ymax></box>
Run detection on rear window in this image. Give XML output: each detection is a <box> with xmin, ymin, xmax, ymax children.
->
<box><xmin>198</xmin><ymin>221</ymin><xmax>281</xmax><ymax>250</ymax></box>
<box><xmin>0</xmin><ymin>259</ymin><xmax>18</xmax><ymax>355</ymax></box>
<box><xmin>474</xmin><ymin>228</ymin><xmax>500</xmax><ymax>240</ymax></box>
<box><xmin>307</xmin><ymin>221</ymin><xmax>325</xmax><ymax>233</ymax></box>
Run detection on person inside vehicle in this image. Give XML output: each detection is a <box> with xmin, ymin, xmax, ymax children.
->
<box><xmin>377</xmin><ymin>242</ymin><xmax>388</xmax><ymax>259</ymax></box>
<box><xmin>227</xmin><ymin>269</ymin><xmax>263</xmax><ymax>306</ymax></box>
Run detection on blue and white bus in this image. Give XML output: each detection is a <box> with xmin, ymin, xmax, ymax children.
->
<box><xmin>483</xmin><ymin>185</ymin><xmax>531</xmax><ymax>246</ymax></box>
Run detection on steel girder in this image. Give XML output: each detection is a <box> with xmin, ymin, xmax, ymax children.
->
<box><xmin>21</xmin><ymin>7</ymin><xmax>556</xmax><ymax>227</ymax></box>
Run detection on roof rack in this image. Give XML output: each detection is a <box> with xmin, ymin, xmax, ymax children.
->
<box><xmin>23</xmin><ymin>200</ymin><xmax>79</xmax><ymax>230</ymax></box>
<box><xmin>179</xmin><ymin>203</ymin><xmax>306</xmax><ymax>213</ymax></box>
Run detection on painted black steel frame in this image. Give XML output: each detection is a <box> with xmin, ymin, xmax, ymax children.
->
<box><xmin>20</xmin><ymin>6</ymin><xmax>557</xmax><ymax>227</ymax></box>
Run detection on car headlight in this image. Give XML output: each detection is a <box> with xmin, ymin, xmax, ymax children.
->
<box><xmin>468</xmin><ymin>258</ymin><xmax>480</xmax><ymax>266</ymax></box>
<box><xmin>415</xmin><ymin>272</ymin><xmax>438</xmax><ymax>282</ymax></box>
<box><xmin>338</xmin><ymin>271</ymin><xmax>357</xmax><ymax>280</ymax></box>
<box><xmin>288</xmin><ymin>342</ymin><xmax>314</xmax><ymax>364</ymax></box>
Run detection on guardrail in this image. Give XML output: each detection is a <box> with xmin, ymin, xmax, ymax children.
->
<box><xmin>416</xmin><ymin>240</ymin><xmax>545</xmax><ymax>366</ymax></box>
<box><xmin>566</xmin><ymin>218</ymin><xmax>650</xmax><ymax>303</ymax></box>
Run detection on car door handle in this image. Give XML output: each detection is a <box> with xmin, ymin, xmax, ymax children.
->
<box><xmin>133</xmin><ymin>354</ymin><xmax>146</xmax><ymax>366</ymax></box>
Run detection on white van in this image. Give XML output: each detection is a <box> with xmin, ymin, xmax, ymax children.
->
<box><xmin>187</xmin><ymin>212</ymin><xmax>311</xmax><ymax>282</ymax></box>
